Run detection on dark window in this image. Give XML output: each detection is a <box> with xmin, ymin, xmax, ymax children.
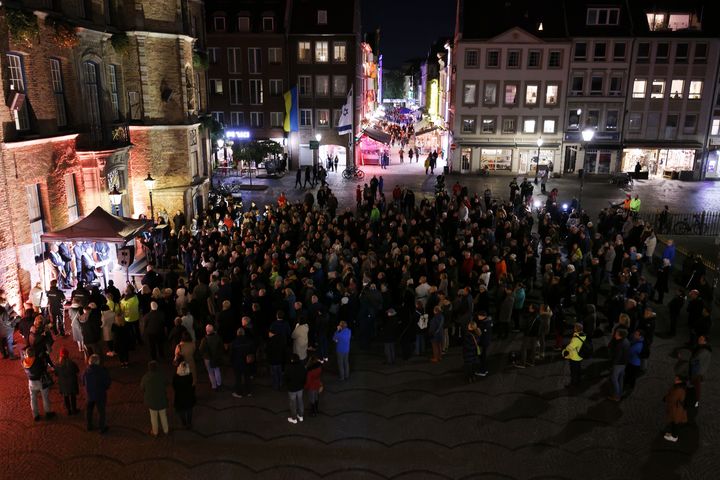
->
<box><xmin>486</xmin><ymin>50</ymin><xmax>500</xmax><ymax>68</ymax></box>
<box><xmin>656</xmin><ymin>43</ymin><xmax>669</xmax><ymax>62</ymax></box>
<box><xmin>548</xmin><ymin>50</ymin><xmax>561</xmax><ymax>68</ymax></box>
<box><xmin>593</xmin><ymin>43</ymin><xmax>606</xmax><ymax>60</ymax></box>
<box><xmin>613</xmin><ymin>42</ymin><xmax>626</xmax><ymax>60</ymax></box>
<box><xmin>694</xmin><ymin>43</ymin><xmax>707</xmax><ymax>63</ymax></box>
<box><xmin>574</xmin><ymin>42</ymin><xmax>587</xmax><ymax>61</ymax></box>
<box><xmin>676</xmin><ymin>43</ymin><xmax>689</xmax><ymax>62</ymax></box>
<box><xmin>637</xmin><ymin>43</ymin><xmax>650</xmax><ymax>62</ymax></box>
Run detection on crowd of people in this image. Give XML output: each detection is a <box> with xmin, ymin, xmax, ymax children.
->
<box><xmin>1</xmin><ymin>173</ymin><xmax>713</xmax><ymax>442</ymax></box>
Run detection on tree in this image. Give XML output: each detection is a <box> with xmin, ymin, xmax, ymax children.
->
<box><xmin>232</xmin><ymin>140</ymin><xmax>284</xmax><ymax>184</ymax></box>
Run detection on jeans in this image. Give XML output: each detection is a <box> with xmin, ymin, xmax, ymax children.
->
<box><xmin>51</xmin><ymin>309</ymin><xmax>65</xmax><ymax>336</ymax></box>
<box><xmin>318</xmin><ymin>334</ymin><xmax>329</xmax><ymax>360</ymax></box>
<box><xmin>611</xmin><ymin>364</ymin><xmax>626</xmax><ymax>397</ymax></box>
<box><xmin>270</xmin><ymin>364</ymin><xmax>283</xmax><ymax>390</ymax></box>
<box><xmin>4</xmin><ymin>331</ymin><xmax>15</xmax><ymax>358</ymax></box>
<box><xmin>569</xmin><ymin>360</ymin><xmax>582</xmax><ymax>386</ymax></box>
<box><xmin>203</xmin><ymin>359</ymin><xmax>222</xmax><ymax>389</ymax></box>
<box><xmin>28</xmin><ymin>380</ymin><xmax>51</xmax><ymax>417</ymax></box>
<box><xmin>233</xmin><ymin>367</ymin><xmax>252</xmax><ymax>395</ymax></box>
<box><xmin>288</xmin><ymin>390</ymin><xmax>304</xmax><ymax>418</ymax></box>
<box><xmin>337</xmin><ymin>352</ymin><xmax>350</xmax><ymax>380</ymax></box>
<box><xmin>149</xmin><ymin>408</ymin><xmax>169</xmax><ymax>435</ymax></box>
<box><xmin>414</xmin><ymin>334</ymin><xmax>425</xmax><ymax>355</ymax></box>
<box><xmin>176</xmin><ymin>407</ymin><xmax>193</xmax><ymax>426</ymax></box>
<box><xmin>383</xmin><ymin>342</ymin><xmax>396</xmax><ymax>364</ymax></box>
<box><xmin>86</xmin><ymin>399</ymin><xmax>106</xmax><ymax>429</ymax></box>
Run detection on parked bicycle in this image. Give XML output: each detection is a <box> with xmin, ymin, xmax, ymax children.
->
<box><xmin>673</xmin><ymin>214</ymin><xmax>703</xmax><ymax>235</ymax></box>
<box><xmin>342</xmin><ymin>165</ymin><xmax>365</xmax><ymax>180</ymax></box>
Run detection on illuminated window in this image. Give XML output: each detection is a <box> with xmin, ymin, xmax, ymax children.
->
<box><xmin>711</xmin><ymin>118</ymin><xmax>720</xmax><ymax>136</ymax></box>
<box><xmin>484</xmin><ymin>82</ymin><xmax>497</xmax><ymax>105</ymax></box>
<box><xmin>689</xmin><ymin>81</ymin><xmax>702</xmax><ymax>99</ymax></box>
<box><xmin>650</xmin><ymin>80</ymin><xmax>665</xmax><ymax>99</ymax></box>
<box><xmin>481</xmin><ymin>117</ymin><xmax>496</xmax><ymax>134</ymax></box>
<box><xmin>545</xmin><ymin>84</ymin><xmax>559</xmax><ymax>105</ymax></box>
<box><xmin>461</xmin><ymin>116</ymin><xmax>476</xmax><ymax>134</ymax></box>
<box><xmin>297</xmin><ymin>42</ymin><xmax>311</xmax><ymax>63</ymax></box>
<box><xmin>315</xmin><ymin>75</ymin><xmax>329</xmax><ymax>96</ymax></box>
<box><xmin>670</xmin><ymin>80</ymin><xmax>684</xmax><ymax>99</ymax></box>
<box><xmin>504</xmin><ymin>84</ymin><xmax>518</xmax><ymax>105</ymax></box>
<box><xmin>632</xmin><ymin>79</ymin><xmax>647</xmax><ymax>98</ymax></box>
<box><xmin>463</xmin><ymin>82</ymin><xmax>478</xmax><ymax>105</ymax></box>
<box><xmin>525</xmin><ymin>84</ymin><xmax>538</xmax><ymax>105</ymax></box>
<box><xmin>542</xmin><ymin>119</ymin><xmax>556</xmax><ymax>134</ymax></box>
<box><xmin>333</xmin><ymin>42</ymin><xmax>347</xmax><ymax>62</ymax></box>
<box><xmin>315</xmin><ymin>41</ymin><xmax>329</xmax><ymax>62</ymax></box>
<box><xmin>523</xmin><ymin>118</ymin><xmax>537</xmax><ymax>134</ymax></box>
<box><xmin>316</xmin><ymin>109</ymin><xmax>330</xmax><ymax>127</ymax></box>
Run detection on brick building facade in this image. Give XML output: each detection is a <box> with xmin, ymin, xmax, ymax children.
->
<box><xmin>0</xmin><ymin>0</ymin><xmax>209</xmax><ymax>307</ymax></box>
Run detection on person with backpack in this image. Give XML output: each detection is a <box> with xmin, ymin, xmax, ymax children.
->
<box><xmin>608</xmin><ymin>328</ymin><xmax>630</xmax><ymax>402</ymax></box>
<box><xmin>562</xmin><ymin>323</ymin><xmax>589</xmax><ymax>388</ymax></box>
<box><xmin>663</xmin><ymin>375</ymin><xmax>688</xmax><ymax>442</ymax></box>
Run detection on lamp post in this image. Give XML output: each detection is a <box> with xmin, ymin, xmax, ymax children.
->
<box><xmin>315</xmin><ymin>133</ymin><xmax>322</xmax><ymax>169</ymax></box>
<box><xmin>535</xmin><ymin>137</ymin><xmax>543</xmax><ymax>183</ymax></box>
<box><xmin>143</xmin><ymin>173</ymin><xmax>156</xmax><ymax>224</ymax></box>
<box><xmin>108</xmin><ymin>186</ymin><xmax>122</xmax><ymax>215</ymax></box>
<box><xmin>579</xmin><ymin>128</ymin><xmax>595</xmax><ymax>210</ymax></box>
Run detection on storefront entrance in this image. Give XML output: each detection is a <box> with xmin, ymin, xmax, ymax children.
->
<box><xmin>564</xmin><ymin>146</ymin><xmax>578</xmax><ymax>174</ymax></box>
<box><xmin>480</xmin><ymin>148</ymin><xmax>512</xmax><ymax>171</ymax></box>
<box><xmin>519</xmin><ymin>149</ymin><xmax>556</xmax><ymax>175</ymax></box>
<box><xmin>585</xmin><ymin>149</ymin><xmax>613</xmax><ymax>174</ymax></box>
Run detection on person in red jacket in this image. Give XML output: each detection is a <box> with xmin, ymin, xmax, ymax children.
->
<box><xmin>304</xmin><ymin>355</ymin><xmax>323</xmax><ymax>417</ymax></box>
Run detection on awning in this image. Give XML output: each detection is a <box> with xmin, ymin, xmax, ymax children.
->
<box><xmin>623</xmin><ymin>141</ymin><xmax>703</xmax><ymax>149</ymax></box>
<box><xmin>362</xmin><ymin>127</ymin><xmax>392</xmax><ymax>145</ymax></box>
<box><xmin>41</xmin><ymin>206</ymin><xmax>150</xmax><ymax>244</ymax></box>
<box><xmin>459</xmin><ymin>142</ymin><xmax>561</xmax><ymax>149</ymax></box>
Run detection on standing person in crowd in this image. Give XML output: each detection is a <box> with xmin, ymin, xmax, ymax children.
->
<box><xmin>55</xmin><ymin>348</ymin><xmax>80</xmax><ymax>415</ymax></box>
<box><xmin>199</xmin><ymin>324</ymin><xmax>224</xmax><ymax>392</ymax></box>
<box><xmin>140</xmin><ymin>360</ymin><xmax>169</xmax><ymax>437</ymax></box>
<box><xmin>142</xmin><ymin>301</ymin><xmax>165</xmax><ymax>361</ymax></box>
<box><xmin>285</xmin><ymin>354</ymin><xmax>306</xmax><ymax>424</ymax></box>
<box><xmin>562</xmin><ymin>323</ymin><xmax>586</xmax><ymax>388</ymax></box>
<box><xmin>663</xmin><ymin>375</ymin><xmax>687</xmax><ymax>442</ymax></box>
<box><xmin>517</xmin><ymin>304</ymin><xmax>540</xmax><ymax>368</ymax></box>
<box><xmin>428</xmin><ymin>305</ymin><xmax>444</xmax><ymax>363</ymax></box>
<box><xmin>462</xmin><ymin>320</ymin><xmax>481</xmax><ymax>382</ymax></box>
<box><xmin>305</xmin><ymin>355</ymin><xmax>323</xmax><ymax>416</ymax></box>
<box><xmin>83</xmin><ymin>353</ymin><xmax>111</xmax><ymax>433</ymax></box>
<box><xmin>174</xmin><ymin>330</ymin><xmax>197</xmax><ymax>385</ymax></box>
<box><xmin>688</xmin><ymin>335</ymin><xmax>711</xmax><ymax>409</ymax></box>
<box><xmin>607</xmin><ymin>329</ymin><xmax>630</xmax><ymax>402</ymax></box>
<box><xmin>46</xmin><ymin>280</ymin><xmax>66</xmax><ymax>337</ymax></box>
<box><xmin>230</xmin><ymin>327</ymin><xmax>255</xmax><ymax>398</ymax></box>
<box><xmin>476</xmin><ymin>311</ymin><xmax>492</xmax><ymax>376</ymax></box>
<box><xmin>292</xmin><ymin>318</ymin><xmax>309</xmax><ymax>362</ymax></box>
<box><xmin>111</xmin><ymin>313</ymin><xmax>132</xmax><ymax>368</ymax></box>
<box><xmin>121</xmin><ymin>286</ymin><xmax>142</xmax><ymax>346</ymax></box>
<box><xmin>173</xmin><ymin>360</ymin><xmax>195</xmax><ymax>429</ymax></box>
<box><xmin>333</xmin><ymin>320</ymin><xmax>351</xmax><ymax>381</ymax></box>
<box><xmin>22</xmin><ymin>347</ymin><xmax>56</xmax><ymax>421</ymax></box>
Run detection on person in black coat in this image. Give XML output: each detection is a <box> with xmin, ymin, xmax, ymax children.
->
<box><xmin>79</xmin><ymin>304</ymin><xmax>103</xmax><ymax>358</ymax></box>
<box><xmin>172</xmin><ymin>361</ymin><xmax>195</xmax><ymax>428</ymax></box>
<box><xmin>476</xmin><ymin>312</ymin><xmax>493</xmax><ymax>376</ymax></box>
<box><xmin>381</xmin><ymin>308</ymin><xmax>401</xmax><ymax>365</ymax></box>
<box><xmin>230</xmin><ymin>328</ymin><xmax>256</xmax><ymax>397</ymax></box>
<box><xmin>55</xmin><ymin>348</ymin><xmax>80</xmax><ymax>415</ymax></box>
<box><xmin>111</xmin><ymin>314</ymin><xmax>133</xmax><ymax>368</ymax></box>
<box><xmin>267</xmin><ymin>331</ymin><xmax>286</xmax><ymax>390</ymax></box>
<box><xmin>83</xmin><ymin>353</ymin><xmax>111</xmax><ymax>433</ymax></box>
<box><xmin>142</xmin><ymin>302</ymin><xmax>165</xmax><ymax>361</ymax></box>
<box><xmin>462</xmin><ymin>321</ymin><xmax>482</xmax><ymax>382</ymax></box>
<box><xmin>654</xmin><ymin>258</ymin><xmax>671</xmax><ymax>303</ymax></box>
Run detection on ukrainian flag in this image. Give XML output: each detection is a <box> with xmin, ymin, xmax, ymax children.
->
<box><xmin>283</xmin><ymin>87</ymin><xmax>298</xmax><ymax>132</ymax></box>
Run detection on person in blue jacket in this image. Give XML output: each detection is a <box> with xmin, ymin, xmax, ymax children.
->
<box><xmin>83</xmin><ymin>353</ymin><xmax>111</xmax><ymax>433</ymax></box>
<box><xmin>662</xmin><ymin>240</ymin><xmax>676</xmax><ymax>266</ymax></box>
<box><xmin>625</xmin><ymin>329</ymin><xmax>644</xmax><ymax>389</ymax></box>
<box><xmin>333</xmin><ymin>321</ymin><xmax>352</xmax><ymax>381</ymax></box>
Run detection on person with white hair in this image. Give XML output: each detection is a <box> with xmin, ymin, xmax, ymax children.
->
<box><xmin>199</xmin><ymin>324</ymin><xmax>223</xmax><ymax>391</ymax></box>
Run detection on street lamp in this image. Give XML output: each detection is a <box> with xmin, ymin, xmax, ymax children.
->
<box><xmin>535</xmin><ymin>137</ymin><xmax>544</xmax><ymax>183</ymax></box>
<box><xmin>143</xmin><ymin>173</ymin><xmax>156</xmax><ymax>224</ymax></box>
<box><xmin>315</xmin><ymin>133</ymin><xmax>322</xmax><ymax>142</ymax></box>
<box><xmin>108</xmin><ymin>186</ymin><xmax>122</xmax><ymax>215</ymax></box>
<box><xmin>579</xmin><ymin>129</ymin><xmax>595</xmax><ymax>211</ymax></box>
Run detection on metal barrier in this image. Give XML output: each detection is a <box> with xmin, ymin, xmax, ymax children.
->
<box><xmin>639</xmin><ymin>211</ymin><xmax>720</xmax><ymax>237</ymax></box>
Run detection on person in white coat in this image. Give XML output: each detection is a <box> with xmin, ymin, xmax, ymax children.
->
<box><xmin>644</xmin><ymin>230</ymin><xmax>657</xmax><ymax>264</ymax></box>
<box><xmin>292</xmin><ymin>319</ymin><xmax>309</xmax><ymax>361</ymax></box>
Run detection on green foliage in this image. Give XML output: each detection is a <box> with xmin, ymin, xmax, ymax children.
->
<box><xmin>192</xmin><ymin>50</ymin><xmax>209</xmax><ymax>71</ymax></box>
<box><xmin>6</xmin><ymin>8</ymin><xmax>39</xmax><ymax>47</ymax></box>
<box><xmin>382</xmin><ymin>69</ymin><xmax>405</xmax><ymax>99</ymax></box>
<box><xmin>199</xmin><ymin>115</ymin><xmax>224</xmax><ymax>143</ymax></box>
<box><xmin>232</xmin><ymin>140</ymin><xmax>283</xmax><ymax>163</ymax></box>
<box><xmin>110</xmin><ymin>32</ymin><xmax>131</xmax><ymax>55</ymax></box>
<box><xmin>45</xmin><ymin>17</ymin><xmax>78</xmax><ymax>49</ymax></box>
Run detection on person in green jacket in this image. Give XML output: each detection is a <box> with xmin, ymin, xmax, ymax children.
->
<box><xmin>120</xmin><ymin>286</ymin><xmax>142</xmax><ymax>346</ymax></box>
<box><xmin>140</xmin><ymin>360</ymin><xmax>169</xmax><ymax>436</ymax></box>
<box><xmin>630</xmin><ymin>195</ymin><xmax>641</xmax><ymax>214</ymax></box>
<box><xmin>562</xmin><ymin>323</ymin><xmax>586</xmax><ymax>388</ymax></box>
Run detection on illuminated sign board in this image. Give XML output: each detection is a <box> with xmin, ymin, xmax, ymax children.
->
<box><xmin>226</xmin><ymin>130</ymin><xmax>251</xmax><ymax>139</ymax></box>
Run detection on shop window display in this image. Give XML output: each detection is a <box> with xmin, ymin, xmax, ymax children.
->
<box><xmin>480</xmin><ymin>149</ymin><xmax>512</xmax><ymax>171</ymax></box>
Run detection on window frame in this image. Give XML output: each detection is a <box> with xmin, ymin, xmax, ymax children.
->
<box><xmin>545</xmin><ymin>83</ymin><xmax>560</xmax><ymax>106</ymax></box>
<box><xmin>465</xmin><ymin>49</ymin><xmax>480</xmax><ymax>68</ymax></box>
<box><xmin>248</xmin><ymin>47</ymin><xmax>262</xmax><ymax>74</ymax></box>
<box><xmin>574</xmin><ymin>42</ymin><xmax>587</xmax><ymax>61</ymax></box>
<box><xmin>501</xmin><ymin>117</ymin><xmax>517</xmax><ymax>134</ymax></box>
<box><xmin>693</xmin><ymin>43</ymin><xmax>707</xmax><ymax>63</ymax></box>
<box><xmin>683</xmin><ymin>114</ymin><xmax>697</xmax><ymax>134</ymax></box>
<box><xmin>332</xmin><ymin>75</ymin><xmax>347</xmax><ymax>96</ymax></box>
<box><xmin>270</xmin><ymin>111</ymin><xmax>284</xmax><ymax>128</ymax></box>
<box><xmin>316</xmin><ymin>108</ymin><xmax>330</xmax><ymax>128</ymax></box>
<box><xmin>230</xmin><ymin>111</ymin><xmax>244</xmax><ymax>127</ymax></box>
<box><xmin>332</xmin><ymin>42</ymin><xmax>347</xmax><ymax>63</ymax></box>
<box><xmin>462</xmin><ymin>81</ymin><xmax>478</xmax><ymax>106</ymax></box>
<box><xmin>298</xmin><ymin>75</ymin><xmax>312</xmax><ymax>96</ymax></box>
<box><xmin>50</xmin><ymin>58</ymin><xmax>67</xmax><ymax>127</ymax></box>
<box><xmin>248</xmin><ymin>79</ymin><xmax>264</xmax><ymax>105</ymax></box>
<box><xmin>299</xmin><ymin>109</ymin><xmax>312</xmax><ymax>127</ymax></box>
<box><xmin>210</xmin><ymin>78</ymin><xmax>224</xmax><ymax>95</ymax></box>
<box><xmin>7</xmin><ymin>53</ymin><xmax>29</xmax><ymax>131</ymax></box>
<box><xmin>632</xmin><ymin>79</ymin><xmax>647</xmax><ymax>98</ymax></box>
<box><xmin>237</xmin><ymin>16</ymin><xmax>250</xmax><ymax>32</ymax></box>
<box><xmin>214</xmin><ymin>16</ymin><xmax>226</xmax><ymax>31</ymax></box>
<box><xmin>613</xmin><ymin>42</ymin><xmax>626</xmax><ymax>61</ymax></box>
<box><xmin>250</xmin><ymin>111</ymin><xmax>263</xmax><ymax>128</ymax></box>
<box><xmin>504</xmin><ymin>82</ymin><xmax>519</xmax><ymax>106</ymax></box>
<box><xmin>670</xmin><ymin>79</ymin><xmax>684</xmax><ymax>99</ymax></box>
<box><xmin>675</xmin><ymin>43</ymin><xmax>689</xmax><ymax>63</ymax></box>
<box><xmin>522</xmin><ymin>117</ymin><xmax>537</xmax><ymax>134</ymax></box>
<box><xmin>542</xmin><ymin>118</ymin><xmax>557</xmax><ymax>134</ymax></box>
<box><xmin>269</xmin><ymin>79</ymin><xmax>283</xmax><ymax>97</ymax></box>
<box><xmin>593</xmin><ymin>42</ymin><xmax>607</xmax><ymax>61</ymax></box>
<box><xmin>524</xmin><ymin>82</ymin><xmax>540</xmax><ymax>106</ymax></box>
<box><xmin>315</xmin><ymin>75</ymin><xmax>330</xmax><ymax>97</ymax></box>
<box><xmin>227</xmin><ymin>48</ymin><xmax>242</xmax><ymax>74</ymax></box>
<box><xmin>315</xmin><ymin>41</ymin><xmax>329</xmax><ymax>63</ymax></box>
<box><xmin>590</xmin><ymin>74</ymin><xmax>604</xmax><ymax>96</ymax></box>
<box><xmin>481</xmin><ymin>116</ymin><xmax>497</xmax><ymax>134</ymax></box>
<box><xmin>228</xmin><ymin>79</ymin><xmax>242</xmax><ymax>104</ymax></box>
<box><xmin>268</xmin><ymin>47</ymin><xmax>282</xmax><ymax>64</ymax></box>
<box><xmin>317</xmin><ymin>9</ymin><xmax>328</xmax><ymax>25</ymax></box>
<box><xmin>571</xmin><ymin>74</ymin><xmax>584</xmax><ymax>95</ymax></box>
<box><xmin>527</xmin><ymin>49</ymin><xmax>542</xmax><ymax>69</ymax></box>
<box><xmin>64</xmin><ymin>173</ymin><xmax>79</xmax><ymax>222</ymax></box>
<box><xmin>548</xmin><ymin>50</ymin><xmax>562</xmax><ymax>68</ymax></box>
<box><xmin>628</xmin><ymin>112</ymin><xmax>643</xmax><ymax>132</ymax></box>
<box><xmin>609</xmin><ymin>75</ymin><xmax>623</xmax><ymax>96</ymax></box>
<box><xmin>483</xmin><ymin>81</ymin><xmax>498</xmax><ymax>106</ymax></box>
<box><xmin>461</xmin><ymin>115</ymin><xmax>477</xmax><ymax>134</ymax></box>
<box><xmin>297</xmin><ymin>41</ymin><xmax>311</xmax><ymax>63</ymax></box>
<box><xmin>262</xmin><ymin>17</ymin><xmax>274</xmax><ymax>32</ymax></box>
<box><xmin>26</xmin><ymin>184</ymin><xmax>45</xmax><ymax>262</ymax></box>
<box><xmin>688</xmin><ymin>80</ymin><xmax>703</xmax><ymax>100</ymax></box>
<box><xmin>637</xmin><ymin>42</ymin><xmax>650</xmax><ymax>63</ymax></box>
<box><xmin>605</xmin><ymin>110</ymin><xmax>619</xmax><ymax>131</ymax></box>
<box><xmin>486</xmin><ymin>49</ymin><xmax>500</xmax><ymax>68</ymax></box>
<box><xmin>655</xmin><ymin>43</ymin><xmax>669</xmax><ymax>63</ymax></box>
<box><xmin>507</xmin><ymin>49</ymin><xmax>521</xmax><ymax>69</ymax></box>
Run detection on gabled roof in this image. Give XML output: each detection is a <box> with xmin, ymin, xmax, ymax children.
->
<box><xmin>564</xmin><ymin>0</ymin><xmax>633</xmax><ymax>37</ymax></box>
<box><xmin>459</xmin><ymin>0</ymin><xmax>567</xmax><ymax>40</ymax></box>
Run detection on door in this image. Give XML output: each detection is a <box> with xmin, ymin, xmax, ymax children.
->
<box><xmin>564</xmin><ymin>146</ymin><xmax>577</xmax><ymax>174</ymax></box>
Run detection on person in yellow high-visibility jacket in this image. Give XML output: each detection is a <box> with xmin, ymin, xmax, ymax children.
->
<box><xmin>630</xmin><ymin>194</ymin><xmax>641</xmax><ymax>213</ymax></box>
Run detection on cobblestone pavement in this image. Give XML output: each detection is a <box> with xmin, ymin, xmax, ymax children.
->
<box><xmin>2</xmin><ymin>160</ymin><xmax>719</xmax><ymax>479</ymax></box>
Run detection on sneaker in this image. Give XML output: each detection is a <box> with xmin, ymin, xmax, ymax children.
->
<box><xmin>664</xmin><ymin>433</ymin><xmax>678</xmax><ymax>443</ymax></box>
<box><xmin>514</xmin><ymin>363</ymin><xmax>526</xmax><ymax>369</ymax></box>
<box><xmin>475</xmin><ymin>371</ymin><xmax>488</xmax><ymax>377</ymax></box>
<box><xmin>287</xmin><ymin>417</ymin><xmax>298</xmax><ymax>424</ymax></box>
<box><xmin>232</xmin><ymin>393</ymin><xmax>243</xmax><ymax>399</ymax></box>
<box><xmin>694</xmin><ymin>401</ymin><xmax>699</xmax><ymax>408</ymax></box>
<box><xmin>297</xmin><ymin>416</ymin><xmax>304</xmax><ymax>422</ymax></box>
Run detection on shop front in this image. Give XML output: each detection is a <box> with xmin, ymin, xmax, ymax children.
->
<box><xmin>563</xmin><ymin>132</ymin><xmax>620</xmax><ymax>175</ymax></box>
<box><xmin>621</xmin><ymin>146</ymin><xmax>698</xmax><ymax>178</ymax></box>
<box><xmin>518</xmin><ymin>148</ymin><xmax>558</xmax><ymax>176</ymax></box>
<box><xmin>457</xmin><ymin>146</ymin><xmax>513</xmax><ymax>173</ymax></box>
<box><xmin>705</xmin><ymin>141</ymin><xmax>720</xmax><ymax>179</ymax></box>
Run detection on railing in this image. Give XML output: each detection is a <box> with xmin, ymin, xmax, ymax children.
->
<box><xmin>638</xmin><ymin>210</ymin><xmax>720</xmax><ymax>237</ymax></box>
<box><xmin>76</xmin><ymin>122</ymin><xmax>131</xmax><ymax>150</ymax></box>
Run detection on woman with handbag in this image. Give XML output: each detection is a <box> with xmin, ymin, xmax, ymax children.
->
<box><xmin>21</xmin><ymin>346</ymin><xmax>56</xmax><ymax>421</ymax></box>
<box><xmin>305</xmin><ymin>355</ymin><xmax>323</xmax><ymax>416</ymax></box>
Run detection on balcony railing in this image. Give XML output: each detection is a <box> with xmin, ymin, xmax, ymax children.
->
<box><xmin>76</xmin><ymin>122</ymin><xmax>131</xmax><ymax>150</ymax></box>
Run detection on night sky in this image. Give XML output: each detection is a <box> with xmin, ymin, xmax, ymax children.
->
<box><xmin>362</xmin><ymin>0</ymin><xmax>456</xmax><ymax>69</ymax></box>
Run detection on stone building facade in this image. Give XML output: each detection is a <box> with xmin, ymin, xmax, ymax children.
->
<box><xmin>0</xmin><ymin>0</ymin><xmax>208</xmax><ymax>307</ymax></box>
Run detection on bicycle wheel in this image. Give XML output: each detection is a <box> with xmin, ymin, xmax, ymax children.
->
<box><xmin>342</xmin><ymin>169</ymin><xmax>352</xmax><ymax>179</ymax></box>
<box><xmin>355</xmin><ymin>169</ymin><xmax>365</xmax><ymax>180</ymax></box>
<box><xmin>673</xmin><ymin>221</ymin><xmax>691</xmax><ymax>235</ymax></box>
